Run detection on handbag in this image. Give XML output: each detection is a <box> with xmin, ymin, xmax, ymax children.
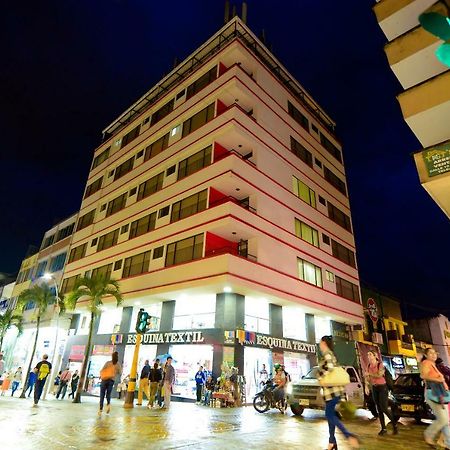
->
<box><xmin>426</xmin><ymin>381</ymin><xmax>450</xmax><ymax>404</ymax></box>
<box><xmin>319</xmin><ymin>366</ymin><xmax>350</xmax><ymax>387</ymax></box>
<box><xmin>100</xmin><ymin>364</ymin><xmax>116</xmax><ymax>381</ymax></box>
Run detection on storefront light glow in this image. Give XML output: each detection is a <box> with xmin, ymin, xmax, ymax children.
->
<box><xmin>223</xmin><ymin>286</ymin><xmax>232</xmax><ymax>293</ymax></box>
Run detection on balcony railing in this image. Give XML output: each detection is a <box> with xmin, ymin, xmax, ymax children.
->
<box><xmin>209</xmin><ymin>195</ymin><xmax>256</xmax><ymax>213</ymax></box>
<box><xmin>205</xmin><ymin>246</ymin><xmax>257</xmax><ymax>262</ymax></box>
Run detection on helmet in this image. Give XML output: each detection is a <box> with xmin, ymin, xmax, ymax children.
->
<box><xmin>274</xmin><ymin>364</ymin><xmax>281</xmax><ymax>371</ymax></box>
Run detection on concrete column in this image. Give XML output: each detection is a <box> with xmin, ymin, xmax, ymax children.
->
<box><xmin>269</xmin><ymin>303</ymin><xmax>283</xmax><ymax>337</ymax></box>
<box><xmin>215</xmin><ymin>293</ymin><xmax>245</xmax><ymax>329</ymax></box>
<box><xmin>157</xmin><ymin>300</ymin><xmax>175</xmax><ymax>356</ymax></box>
<box><xmin>306</xmin><ymin>313</ymin><xmax>317</xmax><ymax>368</ymax></box>
<box><xmin>120</xmin><ymin>306</ymin><xmax>133</xmax><ymax>333</ymax></box>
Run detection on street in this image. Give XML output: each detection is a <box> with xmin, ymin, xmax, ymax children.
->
<box><xmin>0</xmin><ymin>396</ymin><xmax>434</xmax><ymax>450</ymax></box>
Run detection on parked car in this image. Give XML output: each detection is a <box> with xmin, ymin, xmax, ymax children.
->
<box><xmin>390</xmin><ymin>372</ymin><xmax>434</xmax><ymax>423</ymax></box>
<box><xmin>286</xmin><ymin>366</ymin><xmax>365</xmax><ymax>416</ymax></box>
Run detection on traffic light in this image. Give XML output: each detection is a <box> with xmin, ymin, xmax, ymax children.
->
<box><xmin>135</xmin><ymin>308</ymin><xmax>151</xmax><ymax>334</ymax></box>
<box><xmin>419</xmin><ymin>11</ymin><xmax>450</xmax><ymax>67</ymax></box>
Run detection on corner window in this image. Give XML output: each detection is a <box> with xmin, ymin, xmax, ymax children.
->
<box><xmin>297</xmin><ymin>257</ymin><xmax>322</xmax><ymax>287</ymax></box>
<box><xmin>292</xmin><ymin>176</ymin><xmax>316</xmax><ymax>208</ymax></box>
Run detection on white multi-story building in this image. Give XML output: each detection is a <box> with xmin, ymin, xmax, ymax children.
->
<box><xmin>61</xmin><ymin>17</ymin><xmax>363</xmax><ymax>399</ymax></box>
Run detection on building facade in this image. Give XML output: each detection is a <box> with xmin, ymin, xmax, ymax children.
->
<box><xmin>373</xmin><ymin>0</ymin><xmax>450</xmax><ymax>217</ymax></box>
<box><xmin>61</xmin><ymin>17</ymin><xmax>363</xmax><ymax>399</ymax></box>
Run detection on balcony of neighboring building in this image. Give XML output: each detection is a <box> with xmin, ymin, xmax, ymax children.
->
<box><xmin>397</xmin><ymin>70</ymin><xmax>450</xmax><ymax>148</ymax></box>
<box><xmin>374</xmin><ymin>0</ymin><xmax>438</xmax><ymax>41</ymax></box>
<box><xmin>384</xmin><ymin>317</ymin><xmax>417</xmax><ymax>357</ymax></box>
<box><xmin>413</xmin><ymin>140</ymin><xmax>450</xmax><ymax>218</ymax></box>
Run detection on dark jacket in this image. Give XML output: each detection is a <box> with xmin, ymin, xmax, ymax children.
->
<box><xmin>149</xmin><ymin>367</ymin><xmax>162</xmax><ymax>383</ymax></box>
<box><xmin>140</xmin><ymin>364</ymin><xmax>151</xmax><ymax>379</ymax></box>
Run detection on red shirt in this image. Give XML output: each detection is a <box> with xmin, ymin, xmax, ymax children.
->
<box><xmin>368</xmin><ymin>362</ymin><xmax>386</xmax><ymax>386</ymax></box>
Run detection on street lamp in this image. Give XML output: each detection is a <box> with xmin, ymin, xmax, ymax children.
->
<box><xmin>41</xmin><ymin>272</ymin><xmax>61</xmax><ymax>400</ymax></box>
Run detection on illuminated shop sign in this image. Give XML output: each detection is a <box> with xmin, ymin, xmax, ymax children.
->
<box><xmin>126</xmin><ymin>330</ymin><xmax>213</xmax><ymax>345</ymax></box>
<box><xmin>422</xmin><ymin>144</ymin><xmax>450</xmax><ymax>177</ymax></box>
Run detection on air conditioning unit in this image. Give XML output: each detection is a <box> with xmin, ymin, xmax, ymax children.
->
<box><xmin>372</xmin><ymin>332</ymin><xmax>383</xmax><ymax>344</ymax></box>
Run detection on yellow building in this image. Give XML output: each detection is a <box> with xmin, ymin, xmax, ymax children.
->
<box><xmin>373</xmin><ymin>0</ymin><xmax>450</xmax><ymax>218</ymax></box>
<box><xmin>11</xmin><ymin>251</ymin><xmax>39</xmax><ymax>300</ymax></box>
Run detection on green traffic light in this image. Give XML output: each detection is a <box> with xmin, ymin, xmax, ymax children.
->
<box><xmin>436</xmin><ymin>41</ymin><xmax>450</xmax><ymax>66</ymax></box>
<box><xmin>419</xmin><ymin>12</ymin><xmax>450</xmax><ymax>41</ymax></box>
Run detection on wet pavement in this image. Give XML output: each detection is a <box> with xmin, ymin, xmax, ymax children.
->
<box><xmin>0</xmin><ymin>396</ymin><xmax>435</xmax><ymax>450</ymax></box>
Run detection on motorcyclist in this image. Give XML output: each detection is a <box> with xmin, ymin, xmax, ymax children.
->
<box><xmin>272</xmin><ymin>364</ymin><xmax>287</xmax><ymax>404</ymax></box>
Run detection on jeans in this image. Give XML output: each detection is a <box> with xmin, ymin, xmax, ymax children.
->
<box><xmin>56</xmin><ymin>381</ymin><xmax>68</xmax><ymax>399</ymax></box>
<box><xmin>99</xmin><ymin>379</ymin><xmax>115</xmax><ymax>411</ymax></box>
<box><xmin>203</xmin><ymin>390</ymin><xmax>212</xmax><ymax>406</ymax></box>
<box><xmin>325</xmin><ymin>396</ymin><xmax>351</xmax><ymax>444</ymax></box>
<box><xmin>157</xmin><ymin>384</ymin><xmax>163</xmax><ymax>406</ymax></box>
<box><xmin>69</xmin><ymin>382</ymin><xmax>78</xmax><ymax>398</ymax></box>
<box><xmin>425</xmin><ymin>398</ymin><xmax>450</xmax><ymax>447</ymax></box>
<box><xmin>11</xmin><ymin>381</ymin><xmax>19</xmax><ymax>396</ymax></box>
<box><xmin>372</xmin><ymin>384</ymin><xmax>395</xmax><ymax>429</ymax></box>
<box><xmin>34</xmin><ymin>378</ymin><xmax>47</xmax><ymax>405</ymax></box>
<box><xmin>26</xmin><ymin>382</ymin><xmax>35</xmax><ymax>397</ymax></box>
<box><xmin>196</xmin><ymin>384</ymin><xmax>203</xmax><ymax>402</ymax></box>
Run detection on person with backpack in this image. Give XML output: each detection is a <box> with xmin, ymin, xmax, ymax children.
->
<box><xmin>365</xmin><ymin>350</ymin><xmax>398</xmax><ymax>436</ymax></box>
<box><xmin>98</xmin><ymin>351</ymin><xmax>121</xmax><ymax>416</ymax></box>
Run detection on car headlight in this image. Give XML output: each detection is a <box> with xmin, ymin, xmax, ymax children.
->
<box><xmin>286</xmin><ymin>384</ymin><xmax>293</xmax><ymax>395</ymax></box>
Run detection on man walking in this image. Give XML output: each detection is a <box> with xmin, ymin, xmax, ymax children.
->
<box><xmin>136</xmin><ymin>359</ymin><xmax>151</xmax><ymax>406</ymax></box>
<box><xmin>148</xmin><ymin>361</ymin><xmax>162</xmax><ymax>408</ymax></box>
<box><xmin>33</xmin><ymin>354</ymin><xmax>52</xmax><ymax>407</ymax></box>
<box><xmin>56</xmin><ymin>367</ymin><xmax>72</xmax><ymax>399</ymax></box>
<box><xmin>11</xmin><ymin>366</ymin><xmax>23</xmax><ymax>396</ymax></box>
<box><xmin>195</xmin><ymin>365</ymin><xmax>206</xmax><ymax>404</ymax></box>
<box><xmin>69</xmin><ymin>370</ymin><xmax>79</xmax><ymax>399</ymax></box>
<box><xmin>25</xmin><ymin>370</ymin><xmax>37</xmax><ymax>397</ymax></box>
<box><xmin>162</xmin><ymin>357</ymin><xmax>175</xmax><ymax>410</ymax></box>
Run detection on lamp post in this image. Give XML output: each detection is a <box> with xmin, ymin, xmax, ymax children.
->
<box><xmin>41</xmin><ymin>273</ymin><xmax>61</xmax><ymax>400</ymax></box>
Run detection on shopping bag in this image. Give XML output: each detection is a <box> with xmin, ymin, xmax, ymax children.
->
<box><xmin>319</xmin><ymin>366</ymin><xmax>350</xmax><ymax>387</ymax></box>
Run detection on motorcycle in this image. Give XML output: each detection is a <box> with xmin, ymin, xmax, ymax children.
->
<box><xmin>253</xmin><ymin>379</ymin><xmax>287</xmax><ymax>414</ymax></box>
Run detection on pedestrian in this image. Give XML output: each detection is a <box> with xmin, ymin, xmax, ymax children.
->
<box><xmin>11</xmin><ymin>366</ymin><xmax>23</xmax><ymax>397</ymax></box>
<box><xmin>33</xmin><ymin>354</ymin><xmax>52</xmax><ymax>407</ymax></box>
<box><xmin>318</xmin><ymin>335</ymin><xmax>360</xmax><ymax>450</ymax></box>
<box><xmin>365</xmin><ymin>351</ymin><xmax>398</xmax><ymax>436</ymax></box>
<box><xmin>148</xmin><ymin>361</ymin><xmax>162</xmax><ymax>408</ymax></box>
<box><xmin>436</xmin><ymin>358</ymin><xmax>450</xmax><ymax>387</ymax></box>
<box><xmin>98</xmin><ymin>351</ymin><xmax>121</xmax><ymax>416</ymax></box>
<box><xmin>281</xmin><ymin>364</ymin><xmax>291</xmax><ymax>383</ymax></box>
<box><xmin>195</xmin><ymin>365</ymin><xmax>206</xmax><ymax>404</ymax></box>
<box><xmin>68</xmin><ymin>370</ymin><xmax>79</xmax><ymax>399</ymax></box>
<box><xmin>136</xmin><ymin>359</ymin><xmax>151</xmax><ymax>406</ymax></box>
<box><xmin>56</xmin><ymin>367</ymin><xmax>72</xmax><ymax>399</ymax></box>
<box><xmin>420</xmin><ymin>347</ymin><xmax>450</xmax><ymax>448</ymax></box>
<box><xmin>0</xmin><ymin>353</ymin><xmax>4</xmax><ymax>375</ymax></box>
<box><xmin>155</xmin><ymin>359</ymin><xmax>164</xmax><ymax>407</ymax></box>
<box><xmin>259</xmin><ymin>363</ymin><xmax>268</xmax><ymax>387</ymax></box>
<box><xmin>51</xmin><ymin>370</ymin><xmax>62</xmax><ymax>395</ymax></box>
<box><xmin>162</xmin><ymin>356</ymin><xmax>175</xmax><ymax>410</ymax></box>
<box><xmin>116</xmin><ymin>380</ymin><xmax>125</xmax><ymax>400</ymax></box>
<box><xmin>203</xmin><ymin>375</ymin><xmax>215</xmax><ymax>406</ymax></box>
<box><xmin>25</xmin><ymin>370</ymin><xmax>37</xmax><ymax>397</ymax></box>
<box><xmin>1</xmin><ymin>371</ymin><xmax>11</xmax><ymax>395</ymax></box>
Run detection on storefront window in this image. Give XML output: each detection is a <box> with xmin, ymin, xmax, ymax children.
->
<box><xmin>284</xmin><ymin>352</ymin><xmax>310</xmax><ymax>382</ymax></box>
<box><xmin>77</xmin><ymin>313</ymin><xmax>91</xmax><ymax>336</ymax></box>
<box><xmin>314</xmin><ymin>316</ymin><xmax>331</xmax><ymax>343</ymax></box>
<box><xmin>129</xmin><ymin>303</ymin><xmax>162</xmax><ymax>332</ymax></box>
<box><xmin>245</xmin><ymin>297</ymin><xmax>270</xmax><ymax>334</ymax></box>
<box><xmin>97</xmin><ymin>308</ymin><xmax>123</xmax><ymax>335</ymax></box>
<box><xmin>173</xmin><ymin>295</ymin><xmax>215</xmax><ymax>330</ymax></box>
<box><xmin>283</xmin><ymin>307</ymin><xmax>307</xmax><ymax>341</ymax></box>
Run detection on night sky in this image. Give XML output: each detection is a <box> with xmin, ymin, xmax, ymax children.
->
<box><xmin>2</xmin><ymin>1</ymin><xmax>449</xmax><ymax>316</ymax></box>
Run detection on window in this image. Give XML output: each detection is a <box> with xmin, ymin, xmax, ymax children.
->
<box><xmin>290</xmin><ymin>136</ymin><xmax>312</xmax><ymax>167</ymax></box>
<box><xmin>315</xmin><ymin>317</ymin><xmax>331</xmax><ymax>343</ymax></box>
<box><xmin>312</xmin><ymin>124</ymin><xmax>319</xmax><ymax>133</ymax></box>
<box><xmin>122</xmin><ymin>251</ymin><xmax>151</xmax><ymax>278</ymax></box>
<box><xmin>142</xmin><ymin>117</ymin><xmax>150</xmax><ymax>126</ymax></box>
<box><xmin>158</xmin><ymin>206</ymin><xmax>170</xmax><ymax>218</ymax></box>
<box><xmin>173</xmin><ymin>296</ymin><xmax>215</xmax><ymax>330</ymax></box>
<box><xmin>335</xmin><ymin>275</ymin><xmax>360</xmax><ymax>302</ymax></box>
<box><xmin>295</xmin><ymin>219</ymin><xmax>319</xmax><ymax>247</ymax></box>
<box><xmin>331</xmin><ymin>239</ymin><xmax>356</xmax><ymax>268</ymax></box>
<box><xmin>326</xmin><ymin>270</ymin><xmax>335</xmax><ymax>282</ymax></box>
<box><xmin>35</xmin><ymin>261</ymin><xmax>47</xmax><ymax>278</ymax></box>
<box><xmin>76</xmin><ymin>210</ymin><xmax>95</xmax><ymax>231</ymax></box>
<box><xmin>328</xmin><ymin>202</ymin><xmax>352</xmax><ymax>232</ymax></box>
<box><xmin>319</xmin><ymin>195</ymin><xmax>327</xmax><ymax>206</ymax></box>
<box><xmin>166</xmin><ymin>165</ymin><xmax>176</xmax><ymax>176</ymax></box>
<box><xmin>137</xmin><ymin>172</ymin><xmax>164</xmax><ymax>201</ymax></box>
<box><xmin>136</xmin><ymin>149</ymin><xmax>144</xmax><ymax>159</ymax></box>
<box><xmin>91</xmin><ymin>238</ymin><xmax>98</xmax><ymax>247</ymax></box>
<box><xmin>288</xmin><ymin>101</ymin><xmax>309</xmax><ymax>131</ymax></box>
<box><xmin>114</xmin><ymin>156</ymin><xmax>134</xmax><ymax>181</ymax></box>
<box><xmin>320</xmin><ymin>133</ymin><xmax>342</xmax><ymax>163</ymax></box>
<box><xmin>245</xmin><ymin>297</ymin><xmax>270</xmax><ymax>334</ymax></box>
<box><xmin>100</xmin><ymin>204</ymin><xmax>106</xmax><ymax>211</ymax></box>
<box><xmin>121</xmin><ymin>224</ymin><xmax>129</xmax><ymax>234</ymax></box>
<box><xmin>182</xmin><ymin>103</ymin><xmax>215</xmax><ymax>138</ymax></box>
<box><xmin>85</xmin><ymin>177</ymin><xmax>103</xmax><ymax>199</ymax></box>
<box><xmin>153</xmin><ymin>246</ymin><xmax>164</xmax><ymax>259</ymax></box>
<box><xmin>42</xmin><ymin>234</ymin><xmax>55</xmax><ymax>249</ymax></box>
<box><xmin>322</xmin><ymin>234</ymin><xmax>330</xmax><ymax>245</ymax></box>
<box><xmin>186</xmin><ymin>66</ymin><xmax>217</xmax><ymax>100</ymax></box>
<box><xmin>56</xmin><ymin>223</ymin><xmax>75</xmax><ymax>242</ymax></box>
<box><xmin>144</xmin><ymin>133</ymin><xmax>169</xmax><ymax>162</ymax></box>
<box><xmin>176</xmin><ymin>89</ymin><xmax>186</xmax><ymax>100</ymax></box>
<box><xmin>121</xmin><ymin>125</ymin><xmax>140</xmax><ymax>148</ymax></box>
<box><xmin>129</xmin><ymin>212</ymin><xmax>157</xmax><ymax>239</ymax></box>
<box><xmin>106</xmin><ymin>193</ymin><xmax>128</xmax><ymax>217</ymax></box>
<box><xmin>108</xmin><ymin>170</ymin><xmax>115</xmax><ymax>178</ymax></box>
<box><xmin>92</xmin><ymin>147</ymin><xmax>110</xmax><ymax>169</ymax></box>
<box><xmin>315</xmin><ymin>158</ymin><xmax>322</xmax><ymax>168</ymax></box>
<box><xmin>91</xmin><ymin>263</ymin><xmax>113</xmax><ymax>280</ymax></box>
<box><xmin>171</xmin><ymin>190</ymin><xmax>207</xmax><ymax>223</ymax></box>
<box><xmin>297</xmin><ymin>257</ymin><xmax>322</xmax><ymax>287</ymax></box>
<box><xmin>165</xmin><ymin>234</ymin><xmax>204</xmax><ymax>267</ymax></box>
<box><xmin>114</xmin><ymin>260</ymin><xmax>122</xmax><ymax>271</ymax></box>
<box><xmin>68</xmin><ymin>243</ymin><xmax>87</xmax><ymax>263</ymax></box>
<box><xmin>49</xmin><ymin>252</ymin><xmax>67</xmax><ymax>272</ymax></box>
<box><xmin>178</xmin><ymin>145</ymin><xmax>212</xmax><ymax>180</ymax></box>
<box><xmin>129</xmin><ymin>187</ymin><xmax>137</xmax><ymax>196</ymax></box>
<box><xmin>151</xmin><ymin>99</ymin><xmax>174</xmax><ymax>126</ymax></box>
<box><xmin>97</xmin><ymin>308</ymin><xmax>123</xmax><ymax>334</ymax></box>
<box><xmin>324</xmin><ymin>167</ymin><xmax>347</xmax><ymax>196</ymax></box>
<box><xmin>97</xmin><ymin>229</ymin><xmax>119</xmax><ymax>251</ymax></box>
<box><xmin>283</xmin><ymin>307</ymin><xmax>307</xmax><ymax>341</ymax></box>
<box><xmin>61</xmin><ymin>275</ymin><xmax>80</xmax><ymax>294</ymax></box>
<box><xmin>292</xmin><ymin>176</ymin><xmax>316</xmax><ymax>208</ymax></box>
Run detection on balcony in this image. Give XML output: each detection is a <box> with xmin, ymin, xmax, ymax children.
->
<box><xmin>387</xmin><ymin>330</ymin><xmax>417</xmax><ymax>356</ymax></box>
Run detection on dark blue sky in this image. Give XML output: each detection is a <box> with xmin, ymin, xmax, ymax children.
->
<box><xmin>1</xmin><ymin>1</ymin><xmax>448</xmax><ymax>314</ymax></box>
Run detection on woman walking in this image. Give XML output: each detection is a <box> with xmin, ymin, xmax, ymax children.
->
<box><xmin>420</xmin><ymin>347</ymin><xmax>450</xmax><ymax>448</ymax></box>
<box><xmin>365</xmin><ymin>351</ymin><xmax>398</xmax><ymax>435</ymax></box>
<box><xmin>98</xmin><ymin>351</ymin><xmax>121</xmax><ymax>416</ymax></box>
<box><xmin>318</xmin><ymin>335</ymin><xmax>359</xmax><ymax>450</ymax></box>
<box><xmin>11</xmin><ymin>367</ymin><xmax>23</xmax><ymax>397</ymax></box>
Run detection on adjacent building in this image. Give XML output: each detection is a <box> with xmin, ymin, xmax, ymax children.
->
<box><xmin>373</xmin><ymin>0</ymin><xmax>450</xmax><ymax>217</ymax></box>
<box><xmin>61</xmin><ymin>16</ymin><xmax>363</xmax><ymax>399</ymax></box>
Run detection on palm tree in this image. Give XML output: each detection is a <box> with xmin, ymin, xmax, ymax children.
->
<box><xmin>17</xmin><ymin>284</ymin><xmax>65</xmax><ymax>399</ymax></box>
<box><xmin>0</xmin><ymin>309</ymin><xmax>23</xmax><ymax>352</ymax></box>
<box><xmin>65</xmin><ymin>275</ymin><xmax>122</xmax><ymax>403</ymax></box>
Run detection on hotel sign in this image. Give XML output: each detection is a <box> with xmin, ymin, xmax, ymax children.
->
<box><xmin>423</xmin><ymin>145</ymin><xmax>450</xmax><ymax>177</ymax></box>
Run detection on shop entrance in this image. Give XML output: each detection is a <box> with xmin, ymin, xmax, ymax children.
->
<box><xmin>169</xmin><ymin>345</ymin><xmax>213</xmax><ymax>399</ymax></box>
<box><xmin>123</xmin><ymin>345</ymin><xmax>157</xmax><ymax>379</ymax></box>
<box><xmin>284</xmin><ymin>352</ymin><xmax>310</xmax><ymax>383</ymax></box>
<box><xmin>244</xmin><ymin>347</ymin><xmax>271</xmax><ymax>400</ymax></box>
